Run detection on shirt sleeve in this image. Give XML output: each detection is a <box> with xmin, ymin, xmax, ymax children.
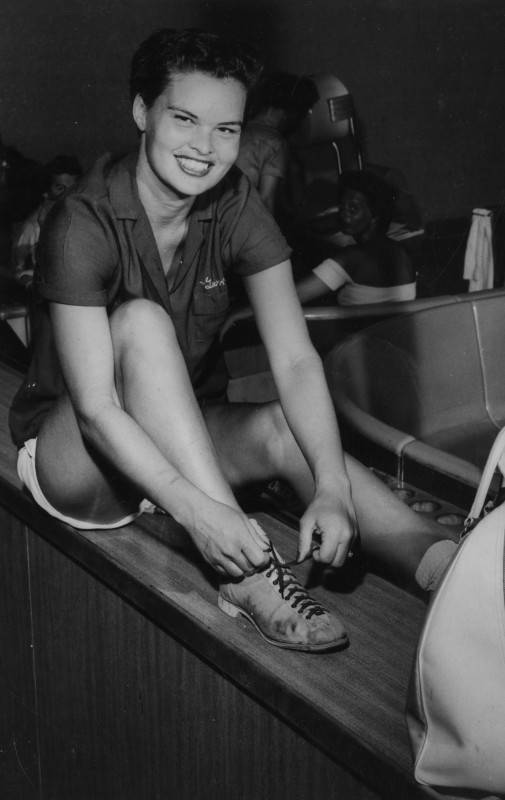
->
<box><xmin>261</xmin><ymin>140</ymin><xmax>288</xmax><ymax>180</ymax></box>
<box><xmin>222</xmin><ymin>177</ymin><xmax>292</xmax><ymax>276</ymax></box>
<box><xmin>16</xmin><ymin>213</ymin><xmax>40</xmax><ymax>249</ymax></box>
<box><xmin>36</xmin><ymin>197</ymin><xmax>113</xmax><ymax>306</ymax></box>
<box><xmin>312</xmin><ymin>258</ymin><xmax>351</xmax><ymax>291</ymax></box>
<box><xmin>236</xmin><ymin>131</ymin><xmax>287</xmax><ymax>184</ymax></box>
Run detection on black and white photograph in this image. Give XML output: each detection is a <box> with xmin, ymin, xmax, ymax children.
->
<box><xmin>1</xmin><ymin>1</ymin><xmax>504</xmax><ymax>798</ymax></box>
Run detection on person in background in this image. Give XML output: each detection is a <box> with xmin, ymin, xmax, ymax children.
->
<box><xmin>296</xmin><ymin>169</ymin><xmax>416</xmax><ymax>305</ymax></box>
<box><xmin>10</xmin><ymin>29</ymin><xmax>456</xmax><ymax>656</ymax></box>
<box><xmin>0</xmin><ymin>134</ymin><xmax>46</xmax><ymax>265</ymax></box>
<box><xmin>0</xmin><ymin>136</ymin><xmax>10</xmax><ymax>263</ymax></box>
<box><xmin>12</xmin><ymin>154</ymin><xmax>82</xmax><ymax>285</ymax></box>
<box><xmin>236</xmin><ymin>71</ymin><xmax>318</xmax><ymax>218</ymax></box>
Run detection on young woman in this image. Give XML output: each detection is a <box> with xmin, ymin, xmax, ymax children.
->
<box><xmin>10</xmin><ymin>29</ymin><xmax>456</xmax><ymax>653</ymax></box>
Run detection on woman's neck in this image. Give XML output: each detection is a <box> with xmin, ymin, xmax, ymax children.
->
<box><xmin>136</xmin><ymin>153</ymin><xmax>194</xmax><ymax>228</ymax></box>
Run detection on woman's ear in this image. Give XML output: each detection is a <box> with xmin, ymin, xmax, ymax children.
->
<box><xmin>132</xmin><ymin>94</ymin><xmax>147</xmax><ymax>132</ymax></box>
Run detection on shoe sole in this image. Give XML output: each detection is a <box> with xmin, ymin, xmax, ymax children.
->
<box><xmin>218</xmin><ymin>595</ymin><xmax>348</xmax><ymax>653</ymax></box>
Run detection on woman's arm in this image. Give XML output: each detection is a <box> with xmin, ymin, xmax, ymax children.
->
<box><xmin>243</xmin><ymin>261</ymin><xmax>357</xmax><ymax>565</ymax></box>
<box><xmin>51</xmin><ymin>303</ymin><xmax>189</xmax><ymax>509</ymax></box>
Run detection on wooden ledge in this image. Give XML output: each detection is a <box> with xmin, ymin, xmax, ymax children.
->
<box><xmin>0</xmin><ymin>360</ymin><xmax>472</xmax><ymax>799</ymax></box>
<box><xmin>2</xmin><ymin>478</ymin><xmax>433</xmax><ymax>799</ymax></box>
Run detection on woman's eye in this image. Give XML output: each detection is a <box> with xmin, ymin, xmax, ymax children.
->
<box><xmin>217</xmin><ymin>126</ymin><xmax>240</xmax><ymax>137</ymax></box>
<box><xmin>173</xmin><ymin>114</ymin><xmax>194</xmax><ymax>125</ymax></box>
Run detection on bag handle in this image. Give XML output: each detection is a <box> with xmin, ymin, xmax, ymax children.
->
<box><xmin>466</xmin><ymin>427</ymin><xmax>505</xmax><ymax>526</ymax></box>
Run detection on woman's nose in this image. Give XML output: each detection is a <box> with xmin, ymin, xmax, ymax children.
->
<box><xmin>190</xmin><ymin>126</ymin><xmax>213</xmax><ymax>154</ymax></box>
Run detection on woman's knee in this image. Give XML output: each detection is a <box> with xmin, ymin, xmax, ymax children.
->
<box><xmin>110</xmin><ymin>299</ymin><xmax>177</xmax><ymax>353</ymax></box>
<box><xmin>256</xmin><ymin>401</ymin><xmax>296</xmax><ymax>470</ymax></box>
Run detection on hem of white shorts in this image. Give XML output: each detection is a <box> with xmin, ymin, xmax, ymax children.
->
<box><xmin>17</xmin><ymin>438</ymin><xmax>144</xmax><ymax>530</ymax></box>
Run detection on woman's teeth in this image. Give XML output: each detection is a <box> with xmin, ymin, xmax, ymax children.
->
<box><xmin>177</xmin><ymin>156</ymin><xmax>212</xmax><ymax>176</ymax></box>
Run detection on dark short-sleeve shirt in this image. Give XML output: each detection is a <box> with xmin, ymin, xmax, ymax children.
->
<box><xmin>9</xmin><ymin>152</ymin><xmax>291</xmax><ymax>447</ymax></box>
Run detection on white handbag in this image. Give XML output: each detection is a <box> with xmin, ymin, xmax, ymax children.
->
<box><xmin>406</xmin><ymin>426</ymin><xmax>505</xmax><ymax>795</ymax></box>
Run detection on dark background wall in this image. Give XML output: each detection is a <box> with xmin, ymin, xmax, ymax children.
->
<box><xmin>1</xmin><ymin>0</ymin><xmax>504</xmax><ymax>221</ymax></box>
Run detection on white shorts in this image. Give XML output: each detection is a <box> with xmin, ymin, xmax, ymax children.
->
<box><xmin>17</xmin><ymin>438</ymin><xmax>151</xmax><ymax>530</ymax></box>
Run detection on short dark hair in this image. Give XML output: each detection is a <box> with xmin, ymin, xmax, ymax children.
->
<box><xmin>338</xmin><ymin>170</ymin><xmax>396</xmax><ymax>232</ymax></box>
<box><xmin>130</xmin><ymin>28</ymin><xmax>262</xmax><ymax>107</ymax></box>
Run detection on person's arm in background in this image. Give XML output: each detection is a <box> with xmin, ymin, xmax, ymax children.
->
<box><xmin>296</xmin><ymin>257</ymin><xmax>349</xmax><ymax>304</ymax></box>
<box><xmin>12</xmin><ymin>210</ymin><xmax>40</xmax><ymax>283</ymax></box>
<box><xmin>257</xmin><ymin>173</ymin><xmax>281</xmax><ymax>215</ymax></box>
<box><xmin>257</xmin><ymin>135</ymin><xmax>288</xmax><ymax>217</ymax></box>
<box><xmin>296</xmin><ymin>270</ymin><xmax>332</xmax><ymax>304</ymax></box>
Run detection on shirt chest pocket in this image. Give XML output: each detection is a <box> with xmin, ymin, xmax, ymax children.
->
<box><xmin>192</xmin><ymin>283</ymin><xmax>230</xmax><ymax>342</ymax></box>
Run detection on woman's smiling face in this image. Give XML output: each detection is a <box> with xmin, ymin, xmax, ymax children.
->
<box><xmin>134</xmin><ymin>70</ymin><xmax>246</xmax><ymax>198</ymax></box>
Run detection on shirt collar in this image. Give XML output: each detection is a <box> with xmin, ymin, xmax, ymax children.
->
<box><xmin>109</xmin><ymin>152</ymin><xmax>142</xmax><ymax>220</ymax></box>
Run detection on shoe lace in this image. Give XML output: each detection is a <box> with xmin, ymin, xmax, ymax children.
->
<box><xmin>265</xmin><ymin>543</ymin><xmax>326</xmax><ymax>620</ymax></box>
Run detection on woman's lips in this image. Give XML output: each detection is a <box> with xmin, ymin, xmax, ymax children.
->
<box><xmin>175</xmin><ymin>155</ymin><xmax>212</xmax><ymax>177</ymax></box>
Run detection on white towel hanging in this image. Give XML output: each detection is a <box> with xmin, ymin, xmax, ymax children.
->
<box><xmin>463</xmin><ymin>208</ymin><xmax>494</xmax><ymax>292</ymax></box>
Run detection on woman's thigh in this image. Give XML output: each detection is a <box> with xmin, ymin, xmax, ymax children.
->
<box><xmin>34</xmin><ymin>392</ymin><xmax>142</xmax><ymax>525</ymax></box>
<box><xmin>203</xmin><ymin>400</ymin><xmax>443</xmax><ymax>541</ymax></box>
<box><xmin>202</xmin><ymin>400</ymin><xmax>283</xmax><ymax>487</ymax></box>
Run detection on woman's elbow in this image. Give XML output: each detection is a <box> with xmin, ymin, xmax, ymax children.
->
<box><xmin>274</xmin><ymin>346</ymin><xmax>324</xmax><ymax>380</ymax></box>
<box><xmin>73</xmin><ymin>394</ymin><xmax>118</xmax><ymax>441</ymax></box>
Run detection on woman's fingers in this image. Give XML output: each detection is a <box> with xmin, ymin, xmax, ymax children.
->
<box><xmin>213</xmin><ymin>516</ymin><xmax>271</xmax><ymax>578</ymax></box>
<box><xmin>247</xmin><ymin>517</ymin><xmax>271</xmax><ymax>549</ymax></box>
<box><xmin>300</xmin><ymin>501</ymin><xmax>357</xmax><ymax>567</ymax></box>
<box><xmin>313</xmin><ymin>536</ymin><xmax>348</xmax><ymax>567</ymax></box>
<box><xmin>239</xmin><ymin>521</ymin><xmax>271</xmax><ymax>571</ymax></box>
<box><xmin>298</xmin><ymin>515</ymin><xmax>316</xmax><ymax>562</ymax></box>
<box><xmin>214</xmin><ymin>558</ymin><xmax>244</xmax><ymax>580</ymax></box>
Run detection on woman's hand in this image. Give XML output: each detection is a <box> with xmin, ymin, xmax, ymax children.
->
<box><xmin>298</xmin><ymin>487</ymin><xmax>358</xmax><ymax>568</ymax></box>
<box><xmin>185</xmin><ymin>501</ymin><xmax>271</xmax><ymax>579</ymax></box>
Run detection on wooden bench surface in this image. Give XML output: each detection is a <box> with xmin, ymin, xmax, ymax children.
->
<box><xmin>0</xmin><ymin>361</ymin><xmax>486</xmax><ymax>800</ymax></box>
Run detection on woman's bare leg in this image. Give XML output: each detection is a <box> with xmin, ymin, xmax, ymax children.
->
<box><xmin>33</xmin><ymin>299</ymin><xmax>347</xmax><ymax>650</ymax></box>
<box><xmin>35</xmin><ymin>299</ymin><xmax>241</xmax><ymax>524</ymax></box>
<box><xmin>203</xmin><ymin>400</ymin><xmax>454</xmax><ymax>590</ymax></box>
<box><xmin>34</xmin><ymin>297</ymin><xmax>452</xmax><ymax>593</ymax></box>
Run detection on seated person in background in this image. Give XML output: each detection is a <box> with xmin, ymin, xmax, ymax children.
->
<box><xmin>0</xmin><ymin>136</ymin><xmax>9</xmax><ymax>263</ymax></box>
<box><xmin>0</xmin><ymin>134</ymin><xmax>47</xmax><ymax>265</ymax></box>
<box><xmin>235</xmin><ymin>71</ymin><xmax>318</xmax><ymax>217</ymax></box>
<box><xmin>12</xmin><ymin>154</ymin><xmax>82</xmax><ymax>285</ymax></box>
<box><xmin>296</xmin><ymin>170</ymin><xmax>416</xmax><ymax>305</ymax></box>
